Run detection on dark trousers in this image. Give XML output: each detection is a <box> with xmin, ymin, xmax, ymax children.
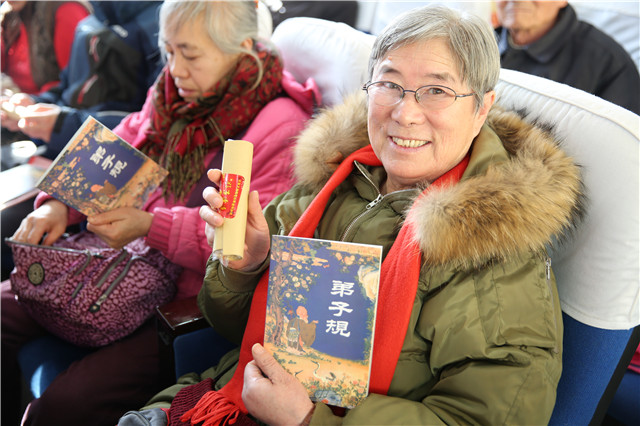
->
<box><xmin>1</xmin><ymin>280</ymin><xmax>163</xmax><ymax>426</ymax></box>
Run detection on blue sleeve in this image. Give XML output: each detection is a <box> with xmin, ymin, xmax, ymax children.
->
<box><xmin>41</xmin><ymin>108</ymin><xmax>130</xmax><ymax>159</ymax></box>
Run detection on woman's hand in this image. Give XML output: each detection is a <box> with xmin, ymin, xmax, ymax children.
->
<box><xmin>15</xmin><ymin>103</ymin><xmax>61</xmax><ymax>142</ymax></box>
<box><xmin>242</xmin><ymin>343</ymin><xmax>315</xmax><ymax>426</ymax></box>
<box><xmin>0</xmin><ymin>93</ymin><xmax>35</xmax><ymax>132</ymax></box>
<box><xmin>86</xmin><ymin>207</ymin><xmax>153</xmax><ymax>249</ymax></box>
<box><xmin>199</xmin><ymin>169</ymin><xmax>270</xmax><ymax>272</ymax></box>
<box><xmin>11</xmin><ymin>200</ymin><xmax>69</xmax><ymax>245</ymax></box>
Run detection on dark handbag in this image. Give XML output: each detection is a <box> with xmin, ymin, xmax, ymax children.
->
<box><xmin>6</xmin><ymin>231</ymin><xmax>181</xmax><ymax>347</ymax></box>
<box><xmin>118</xmin><ymin>408</ymin><xmax>169</xmax><ymax>426</ymax></box>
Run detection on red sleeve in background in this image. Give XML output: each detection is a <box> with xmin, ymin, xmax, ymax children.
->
<box><xmin>629</xmin><ymin>343</ymin><xmax>640</xmax><ymax>374</ymax></box>
<box><xmin>53</xmin><ymin>2</ymin><xmax>91</xmax><ymax>70</ymax></box>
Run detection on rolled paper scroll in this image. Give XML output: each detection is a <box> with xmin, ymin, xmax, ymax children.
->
<box><xmin>212</xmin><ymin>139</ymin><xmax>253</xmax><ymax>261</ymax></box>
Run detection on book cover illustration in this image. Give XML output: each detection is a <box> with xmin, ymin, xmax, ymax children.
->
<box><xmin>37</xmin><ymin>116</ymin><xmax>167</xmax><ymax>216</ymax></box>
<box><xmin>264</xmin><ymin>235</ymin><xmax>383</xmax><ymax>409</ymax></box>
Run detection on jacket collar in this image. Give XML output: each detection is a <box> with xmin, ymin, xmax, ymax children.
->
<box><xmin>293</xmin><ymin>93</ymin><xmax>584</xmax><ymax>267</ymax></box>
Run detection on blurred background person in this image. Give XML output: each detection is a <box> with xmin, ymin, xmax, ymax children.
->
<box><xmin>495</xmin><ymin>0</ymin><xmax>640</xmax><ymax>114</ymax></box>
<box><xmin>0</xmin><ymin>1</ymin><xmax>163</xmax><ymax>163</ymax></box>
<box><xmin>268</xmin><ymin>0</ymin><xmax>358</xmax><ymax>29</ymax></box>
<box><xmin>1</xmin><ymin>0</ymin><xmax>91</xmax><ymax>95</ymax></box>
<box><xmin>2</xmin><ymin>1</ymin><xmax>316</xmax><ymax>425</ymax></box>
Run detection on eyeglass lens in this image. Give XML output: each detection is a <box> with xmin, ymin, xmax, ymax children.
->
<box><xmin>366</xmin><ymin>82</ymin><xmax>458</xmax><ymax>110</ymax></box>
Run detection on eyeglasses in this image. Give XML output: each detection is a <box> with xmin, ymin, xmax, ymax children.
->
<box><xmin>362</xmin><ymin>81</ymin><xmax>475</xmax><ymax>110</ymax></box>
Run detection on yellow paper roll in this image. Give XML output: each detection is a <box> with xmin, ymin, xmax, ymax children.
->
<box><xmin>212</xmin><ymin>139</ymin><xmax>253</xmax><ymax>261</ymax></box>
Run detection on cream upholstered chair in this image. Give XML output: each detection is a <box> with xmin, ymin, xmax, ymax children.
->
<box><xmin>271</xmin><ymin>16</ymin><xmax>375</xmax><ymax>107</ymax></box>
<box><xmin>494</xmin><ymin>68</ymin><xmax>639</xmax><ymax>425</ymax></box>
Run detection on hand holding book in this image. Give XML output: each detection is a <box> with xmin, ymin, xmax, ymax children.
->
<box><xmin>37</xmin><ymin>116</ymin><xmax>167</xmax><ymax>217</ymax></box>
<box><xmin>86</xmin><ymin>206</ymin><xmax>154</xmax><ymax>250</ymax></box>
<box><xmin>243</xmin><ymin>343</ymin><xmax>316</xmax><ymax>426</ymax></box>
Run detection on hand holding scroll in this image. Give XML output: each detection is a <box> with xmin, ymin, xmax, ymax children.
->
<box><xmin>200</xmin><ymin>169</ymin><xmax>271</xmax><ymax>272</ymax></box>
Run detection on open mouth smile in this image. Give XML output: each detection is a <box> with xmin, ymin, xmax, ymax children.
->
<box><xmin>391</xmin><ymin>136</ymin><xmax>429</xmax><ymax>148</ymax></box>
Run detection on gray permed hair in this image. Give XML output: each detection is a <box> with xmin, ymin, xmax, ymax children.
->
<box><xmin>158</xmin><ymin>1</ymin><xmax>266</xmax><ymax>89</ymax></box>
<box><xmin>368</xmin><ymin>5</ymin><xmax>500</xmax><ymax>110</ymax></box>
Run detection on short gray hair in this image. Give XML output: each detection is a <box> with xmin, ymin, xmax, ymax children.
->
<box><xmin>368</xmin><ymin>5</ymin><xmax>500</xmax><ymax>109</ymax></box>
<box><xmin>159</xmin><ymin>1</ymin><xmax>267</xmax><ymax>88</ymax></box>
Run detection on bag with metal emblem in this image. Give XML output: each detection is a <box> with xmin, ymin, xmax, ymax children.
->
<box><xmin>6</xmin><ymin>231</ymin><xmax>180</xmax><ymax>347</ymax></box>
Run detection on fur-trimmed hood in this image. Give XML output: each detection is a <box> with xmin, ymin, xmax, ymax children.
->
<box><xmin>293</xmin><ymin>93</ymin><xmax>584</xmax><ymax>268</ymax></box>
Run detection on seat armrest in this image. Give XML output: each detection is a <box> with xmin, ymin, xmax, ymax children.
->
<box><xmin>155</xmin><ymin>295</ymin><xmax>207</xmax><ymax>338</ymax></box>
<box><xmin>155</xmin><ymin>296</ymin><xmax>208</xmax><ymax>387</ymax></box>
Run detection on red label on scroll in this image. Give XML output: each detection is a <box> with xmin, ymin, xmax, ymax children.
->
<box><xmin>218</xmin><ymin>173</ymin><xmax>245</xmax><ymax>218</ymax></box>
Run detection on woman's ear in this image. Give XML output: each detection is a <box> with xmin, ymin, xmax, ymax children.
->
<box><xmin>472</xmin><ymin>90</ymin><xmax>496</xmax><ymax>136</ymax></box>
<box><xmin>480</xmin><ymin>90</ymin><xmax>496</xmax><ymax>118</ymax></box>
<box><xmin>241</xmin><ymin>38</ymin><xmax>254</xmax><ymax>51</ymax></box>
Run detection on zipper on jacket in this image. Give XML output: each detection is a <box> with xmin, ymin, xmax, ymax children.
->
<box><xmin>339</xmin><ymin>162</ymin><xmax>413</xmax><ymax>241</ymax></box>
<box><xmin>545</xmin><ymin>256</ymin><xmax>560</xmax><ymax>354</ymax></box>
<box><xmin>339</xmin><ymin>194</ymin><xmax>383</xmax><ymax>241</ymax></box>
<box><xmin>339</xmin><ymin>163</ymin><xmax>384</xmax><ymax>241</ymax></box>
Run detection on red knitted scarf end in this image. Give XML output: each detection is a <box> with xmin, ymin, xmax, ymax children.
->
<box><xmin>180</xmin><ymin>389</ymin><xmax>245</xmax><ymax>426</ymax></box>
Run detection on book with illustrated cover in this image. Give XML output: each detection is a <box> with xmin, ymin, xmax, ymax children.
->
<box><xmin>36</xmin><ymin>116</ymin><xmax>167</xmax><ymax>216</ymax></box>
<box><xmin>264</xmin><ymin>235</ymin><xmax>383</xmax><ymax>408</ymax></box>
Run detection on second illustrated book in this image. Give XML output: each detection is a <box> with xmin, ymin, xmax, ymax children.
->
<box><xmin>264</xmin><ymin>235</ymin><xmax>383</xmax><ymax>408</ymax></box>
<box><xmin>37</xmin><ymin>116</ymin><xmax>167</xmax><ymax>216</ymax></box>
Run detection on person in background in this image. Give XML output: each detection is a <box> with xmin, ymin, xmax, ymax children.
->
<box><xmin>269</xmin><ymin>1</ymin><xmax>358</xmax><ymax>29</ymax></box>
<box><xmin>495</xmin><ymin>0</ymin><xmax>640</xmax><ymax>114</ymax></box>
<box><xmin>122</xmin><ymin>4</ymin><xmax>583</xmax><ymax>425</ymax></box>
<box><xmin>0</xmin><ymin>1</ymin><xmax>163</xmax><ymax>159</ymax></box>
<box><xmin>1</xmin><ymin>1</ymin><xmax>317</xmax><ymax>425</ymax></box>
<box><xmin>0</xmin><ymin>0</ymin><xmax>163</xmax><ymax>299</ymax></box>
<box><xmin>0</xmin><ymin>0</ymin><xmax>91</xmax><ymax>95</ymax></box>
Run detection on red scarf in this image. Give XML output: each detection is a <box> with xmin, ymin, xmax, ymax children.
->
<box><xmin>135</xmin><ymin>46</ymin><xmax>282</xmax><ymax>201</ymax></box>
<box><xmin>179</xmin><ymin>145</ymin><xmax>469</xmax><ymax>425</ymax></box>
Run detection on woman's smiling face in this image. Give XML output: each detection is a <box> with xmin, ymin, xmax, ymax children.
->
<box><xmin>367</xmin><ymin>39</ymin><xmax>494</xmax><ymax>193</ymax></box>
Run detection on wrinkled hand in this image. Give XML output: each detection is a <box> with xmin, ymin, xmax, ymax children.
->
<box><xmin>86</xmin><ymin>207</ymin><xmax>153</xmax><ymax>249</ymax></box>
<box><xmin>0</xmin><ymin>93</ymin><xmax>35</xmax><ymax>131</ymax></box>
<box><xmin>11</xmin><ymin>200</ymin><xmax>69</xmax><ymax>246</ymax></box>
<box><xmin>16</xmin><ymin>103</ymin><xmax>61</xmax><ymax>142</ymax></box>
<box><xmin>242</xmin><ymin>344</ymin><xmax>315</xmax><ymax>426</ymax></box>
<box><xmin>199</xmin><ymin>169</ymin><xmax>270</xmax><ymax>271</ymax></box>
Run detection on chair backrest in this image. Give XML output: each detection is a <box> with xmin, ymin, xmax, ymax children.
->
<box><xmin>495</xmin><ymin>68</ymin><xmax>639</xmax><ymax>331</ymax></box>
<box><xmin>272</xmin><ymin>17</ymin><xmax>375</xmax><ymax>107</ymax></box>
<box><xmin>272</xmin><ymin>16</ymin><xmax>640</xmax><ymax>424</ymax></box>
<box><xmin>494</xmin><ymin>68</ymin><xmax>640</xmax><ymax>424</ymax></box>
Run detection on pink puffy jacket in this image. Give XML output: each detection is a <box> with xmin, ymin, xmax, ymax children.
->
<box><xmin>36</xmin><ymin>71</ymin><xmax>319</xmax><ymax>299</ymax></box>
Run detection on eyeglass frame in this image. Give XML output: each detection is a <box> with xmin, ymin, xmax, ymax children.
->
<box><xmin>362</xmin><ymin>81</ymin><xmax>475</xmax><ymax>109</ymax></box>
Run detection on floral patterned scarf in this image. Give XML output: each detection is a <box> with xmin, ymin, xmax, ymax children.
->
<box><xmin>136</xmin><ymin>45</ymin><xmax>283</xmax><ymax>201</ymax></box>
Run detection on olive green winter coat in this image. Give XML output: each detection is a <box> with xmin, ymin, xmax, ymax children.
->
<box><xmin>148</xmin><ymin>94</ymin><xmax>584</xmax><ymax>425</ymax></box>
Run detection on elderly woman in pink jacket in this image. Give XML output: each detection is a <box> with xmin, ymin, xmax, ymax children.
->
<box><xmin>1</xmin><ymin>2</ymin><xmax>317</xmax><ymax>425</ymax></box>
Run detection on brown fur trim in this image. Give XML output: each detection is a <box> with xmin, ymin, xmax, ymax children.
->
<box><xmin>293</xmin><ymin>92</ymin><xmax>370</xmax><ymax>191</ymax></box>
<box><xmin>293</xmin><ymin>99</ymin><xmax>584</xmax><ymax>268</ymax></box>
<box><xmin>408</xmin><ymin>107</ymin><xmax>584</xmax><ymax>268</ymax></box>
